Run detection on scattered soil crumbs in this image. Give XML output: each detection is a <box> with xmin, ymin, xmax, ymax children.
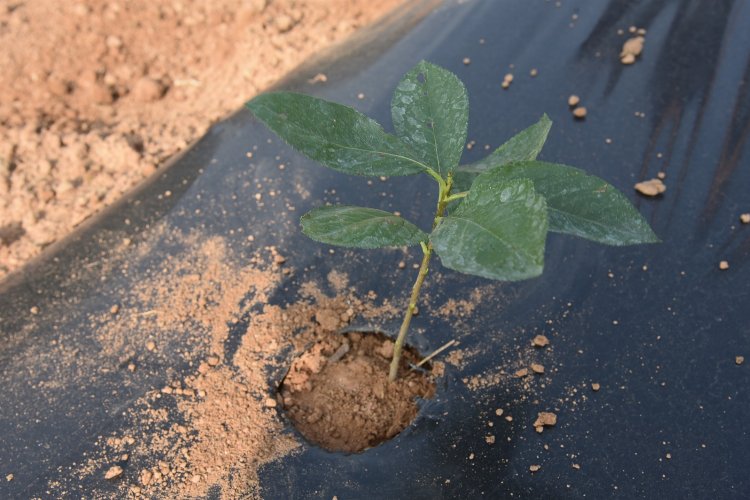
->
<box><xmin>635</xmin><ymin>178</ymin><xmax>666</xmax><ymax>196</ymax></box>
<box><xmin>533</xmin><ymin>411</ymin><xmax>557</xmax><ymax>433</ymax></box>
<box><xmin>0</xmin><ymin>0</ymin><xmax>404</xmax><ymax>280</ymax></box>
<box><xmin>279</xmin><ymin>331</ymin><xmax>436</xmax><ymax>453</ymax></box>
<box><xmin>52</xmin><ymin>226</ymin><xmax>410</xmax><ymax>498</ymax></box>
<box><xmin>620</xmin><ymin>35</ymin><xmax>645</xmax><ymax>64</ymax></box>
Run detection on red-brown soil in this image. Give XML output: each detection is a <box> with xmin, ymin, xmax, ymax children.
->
<box><xmin>0</xmin><ymin>0</ymin><xmax>403</xmax><ymax>279</ymax></box>
<box><xmin>280</xmin><ymin>331</ymin><xmax>436</xmax><ymax>453</ymax></box>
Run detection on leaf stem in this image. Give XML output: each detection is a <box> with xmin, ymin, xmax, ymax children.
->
<box><xmin>388</xmin><ymin>173</ymin><xmax>453</xmax><ymax>381</ymax></box>
<box><xmin>444</xmin><ymin>191</ymin><xmax>468</xmax><ymax>202</ymax></box>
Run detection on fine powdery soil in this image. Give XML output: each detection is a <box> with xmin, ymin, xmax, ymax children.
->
<box><xmin>0</xmin><ymin>0</ymin><xmax>403</xmax><ymax>280</ymax></box>
<box><xmin>279</xmin><ymin>331</ymin><xmax>436</xmax><ymax>453</ymax></box>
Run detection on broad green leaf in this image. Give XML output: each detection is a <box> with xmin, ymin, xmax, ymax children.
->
<box><xmin>453</xmin><ymin>114</ymin><xmax>552</xmax><ymax>193</ymax></box>
<box><xmin>431</xmin><ymin>177</ymin><xmax>548</xmax><ymax>281</ymax></box>
<box><xmin>247</xmin><ymin>92</ymin><xmax>428</xmax><ymax>177</ymax></box>
<box><xmin>391</xmin><ymin>61</ymin><xmax>468</xmax><ymax>178</ymax></box>
<box><xmin>488</xmin><ymin>161</ymin><xmax>660</xmax><ymax>245</ymax></box>
<box><xmin>301</xmin><ymin>206</ymin><xmax>427</xmax><ymax>248</ymax></box>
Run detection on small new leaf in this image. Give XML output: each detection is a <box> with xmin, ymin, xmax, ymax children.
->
<box><xmin>392</xmin><ymin>61</ymin><xmax>469</xmax><ymax>178</ymax></box>
<box><xmin>301</xmin><ymin>206</ymin><xmax>427</xmax><ymax>248</ymax></box>
<box><xmin>453</xmin><ymin>114</ymin><xmax>552</xmax><ymax>194</ymax></box>
<box><xmin>487</xmin><ymin>161</ymin><xmax>659</xmax><ymax>245</ymax></box>
<box><xmin>431</xmin><ymin>176</ymin><xmax>548</xmax><ymax>281</ymax></box>
<box><xmin>247</xmin><ymin>92</ymin><xmax>428</xmax><ymax>177</ymax></box>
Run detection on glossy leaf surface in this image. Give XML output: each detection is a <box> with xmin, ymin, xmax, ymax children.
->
<box><xmin>391</xmin><ymin>61</ymin><xmax>468</xmax><ymax>178</ymax></box>
<box><xmin>247</xmin><ymin>92</ymin><xmax>428</xmax><ymax>177</ymax></box>
<box><xmin>301</xmin><ymin>206</ymin><xmax>427</xmax><ymax>248</ymax></box>
<box><xmin>488</xmin><ymin>161</ymin><xmax>659</xmax><ymax>245</ymax></box>
<box><xmin>454</xmin><ymin>114</ymin><xmax>552</xmax><ymax>192</ymax></box>
<box><xmin>431</xmin><ymin>176</ymin><xmax>548</xmax><ymax>281</ymax></box>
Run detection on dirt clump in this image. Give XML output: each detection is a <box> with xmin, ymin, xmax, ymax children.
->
<box><xmin>280</xmin><ymin>331</ymin><xmax>436</xmax><ymax>453</ymax></box>
<box><xmin>532</xmin><ymin>334</ymin><xmax>550</xmax><ymax>347</ymax></box>
<box><xmin>620</xmin><ymin>35</ymin><xmax>645</xmax><ymax>64</ymax></box>
<box><xmin>533</xmin><ymin>411</ymin><xmax>557</xmax><ymax>433</ymax></box>
<box><xmin>635</xmin><ymin>178</ymin><xmax>666</xmax><ymax>196</ymax></box>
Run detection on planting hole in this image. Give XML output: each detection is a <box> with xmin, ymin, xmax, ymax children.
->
<box><xmin>278</xmin><ymin>331</ymin><xmax>436</xmax><ymax>453</ymax></box>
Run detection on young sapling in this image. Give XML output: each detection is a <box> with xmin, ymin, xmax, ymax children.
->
<box><xmin>247</xmin><ymin>61</ymin><xmax>658</xmax><ymax>382</ymax></box>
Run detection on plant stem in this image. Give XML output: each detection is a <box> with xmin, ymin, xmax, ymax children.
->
<box><xmin>388</xmin><ymin>175</ymin><xmax>453</xmax><ymax>382</ymax></box>
<box><xmin>388</xmin><ymin>243</ymin><xmax>432</xmax><ymax>381</ymax></box>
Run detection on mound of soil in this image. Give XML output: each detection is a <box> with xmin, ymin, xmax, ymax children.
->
<box><xmin>279</xmin><ymin>331</ymin><xmax>436</xmax><ymax>453</ymax></box>
<box><xmin>0</xmin><ymin>0</ymin><xmax>403</xmax><ymax>279</ymax></box>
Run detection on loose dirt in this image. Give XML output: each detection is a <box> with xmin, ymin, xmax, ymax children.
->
<box><xmin>42</xmin><ymin>223</ymin><xmax>421</xmax><ymax>498</ymax></box>
<box><xmin>279</xmin><ymin>331</ymin><xmax>436</xmax><ymax>453</ymax></box>
<box><xmin>0</xmin><ymin>0</ymin><xmax>403</xmax><ymax>280</ymax></box>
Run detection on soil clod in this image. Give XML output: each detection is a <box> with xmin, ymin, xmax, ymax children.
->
<box><xmin>532</xmin><ymin>335</ymin><xmax>550</xmax><ymax>347</ymax></box>
<box><xmin>279</xmin><ymin>331</ymin><xmax>435</xmax><ymax>453</ymax></box>
<box><xmin>104</xmin><ymin>466</ymin><xmax>123</xmax><ymax>480</ymax></box>
<box><xmin>635</xmin><ymin>178</ymin><xmax>666</xmax><ymax>196</ymax></box>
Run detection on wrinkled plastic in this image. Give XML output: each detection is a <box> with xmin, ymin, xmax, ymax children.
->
<box><xmin>2</xmin><ymin>0</ymin><xmax>750</xmax><ymax>498</ymax></box>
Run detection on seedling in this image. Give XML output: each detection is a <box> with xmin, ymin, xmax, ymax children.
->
<box><xmin>247</xmin><ymin>61</ymin><xmax>658</xmax><ymax>382</ymax></box>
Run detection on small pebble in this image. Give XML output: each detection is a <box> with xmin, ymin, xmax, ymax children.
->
<box><xmin>719</xmin><ymin>260</ymin><xmax>729</xmax><ymax>270</ymax></box>
<box><xmin>146</xmin><ymin>340</ymin><xmax>156</xmax><ymax>351</ymax></box>
<box><xmin>264</xmin><ymin>398</ymin><xmax>277</xmax><ymax>408</ymax></box>
<box><xmin>529</xmin><ymin>464</ymin><xmax>541</xmax><ymax>472</ymax></box>
<box><xmin>531</xmin><ymin>363</ymin><xmax>545</xmax><ymax>374</ymax></box>
<box><xmin>495</xmin><ymin>408</ymin><xmax>504</xmax><ymax>416</ymax></box>
<box><xmin>6</xmin><ymin>474</ymin><xmax>13</xmax><ymax>481</ymax></box>
<box><xmin>735</xmin><ymin>356</ymin><xmax>744</xmax><ymax>365</ymax></box>
<box><xmin>740</xmin><ymin>213</ymin><xmax>750</xmax><ymax>224</ymax></box>
<box><xmin>634</xmin><ymin>178</ymin><xmax>666</xmax><ymax>196</ymax></box>
<box><xmin>532</xmin><ymin>335</ymin><xmax>550</xmax><ymax>347</ymax></box>
<box><xmin>110</xmin><ymin>304</ymin><xmax>120</xmax><ymax>315</ymax></box>
<box><xmin>529</xmin><ymin>68</ymin><xmax>538</xmax><ymax>77</ymax></box>
<box><xmin>485</xmin><ymin>435</ymin><xmax>496</xmax><ymax>445</ymax></box>
<box><xmin>591</xmin><ymin>382</ymin><xmax>601</xmax><ymax>391</ymax></box>
<box><xmin>463</xmin><ymin>57</ymin><xmax>471</xmax><ymax>65</ymax></box>
<box><xmin>30</xmin><ymin>306</ymin><xmax>39</xmax><ymax>315</ymax></box>
<box><xmin>105</xmin><ymin>465</ymin><xmax>123</xmax><ymax>480</ymax></box>
<box><xmin>573</xmin><ymin>106</ymin><xmax>587</xmax><ymax>119</ymax></box>
<box><xmin>515</xmin><ymin>368</ymin><xmax>529</xmax><ymax>378</ymax></box>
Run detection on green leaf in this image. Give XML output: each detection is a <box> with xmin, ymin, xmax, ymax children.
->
<box><xmin>391</xmin><ymin>61</ymin><xmax>468</xmax><ymax>178</ymax></box>
<box><xmin>247</xmin><ymin>92</ymin><xmax>429</xmax><ymax>177</ymax></box>
<box><xmin>301</xmin><ymin>206</ymin><xmax>428</xmax><ymax>248</ymax></box>
<box><xmin>453</xmin><ymin>114</ymin><xmax>552</xmax><ymax>193</ymax></box>
<box><xmin>431</xmin><ymin>177</ymin><xmax>548</xmax><ymax>281</ymax></box>
<box><xmin>488</xmin><ymin>161</ymin><xmax>660</xmax><ymax>245</ymax></box>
